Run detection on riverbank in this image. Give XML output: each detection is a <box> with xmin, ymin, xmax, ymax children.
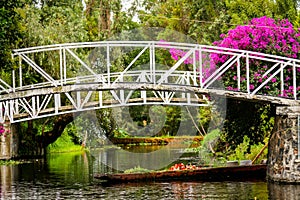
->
<box><xmin>110</xmin><ymin>136</ymin><xmax>203</xmax><ymax>147</ymax></box>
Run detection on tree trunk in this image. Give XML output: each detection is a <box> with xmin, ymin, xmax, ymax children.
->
<box><xmin>41</xmin><ymin>113</ymin><xmax>78</xmax><ymax>147</ymax></box>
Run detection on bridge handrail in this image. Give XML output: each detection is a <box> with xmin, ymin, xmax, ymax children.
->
<box><xmin>12</xmin><ymin>41</ymin><xmax>300</xmax><ymax>64</ymax></box>
<box><xmin>5</xmin><ymin>70</ymin><xmax>199</xmax><ymax>94</ymax></box>
<box><xmin>0</xmin><ymin>40</ymin><xmax>298</xmax><ymax>101</ymax></box>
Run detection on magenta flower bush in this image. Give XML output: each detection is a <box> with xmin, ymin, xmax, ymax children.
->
<box><xmin>212</xmin><ymin>16</ymin><xmax>300</xmax><ymax>97</ymax></box>
<box><xmin>168</xmin><ymin>16</ymin><xmax>300</xmax><ymax>98</ymax></box>
<box><xmin>213</xmin><ymin>16</ymin><xmax>300</xmax><ymax>58</ymax></box>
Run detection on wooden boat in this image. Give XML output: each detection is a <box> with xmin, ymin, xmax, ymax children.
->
<box><xmin>95</xmin><ymin>164</ymin><xmax>267</xmax><ymax>183</ymax></box>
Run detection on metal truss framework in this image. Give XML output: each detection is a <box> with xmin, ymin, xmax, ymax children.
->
<box><xmin>0</xmin><ymin>41</ymin><xmax>299</xmax><ymax>123</ymax></box>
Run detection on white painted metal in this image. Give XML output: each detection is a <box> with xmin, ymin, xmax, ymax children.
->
<box><xmin>0</xmin><ymin>40</ymin><xmax>297</xmax><ymax>123</ymax></box>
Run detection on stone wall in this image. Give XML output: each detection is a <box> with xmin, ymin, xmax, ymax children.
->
<box><xmin>0</xmin><ymin>122</ymin><xmax>18</xmax><ymax>159</ymax></box>
<box><xmin>267</xmin><ymin>106</ymin><xmax>300</xmax><ymax>183</ymax></box>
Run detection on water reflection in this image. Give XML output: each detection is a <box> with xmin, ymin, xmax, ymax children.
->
<box><xmin>0</xmin><ymin>165</ymin><xmax>16</xmax><ymax>199</ymax></box>
<box><xmin>101</xmin><ymin>181</ymin><xmax>268</xmax><ymax>200</ymax></box>
<box><xmin>269</xmin><ymin>182</ymin><xmax>300</xmax><ymax>200</ymax></box>
<box><xmin>92</xmin><ymin>145</ymin><xmax>195</xmax><ymax>172</ymax></box>
<box><xmin>91</xmin><ymin>145</ymin><xmax>197</xmax><ymax>172</ymax></box>
<box><xmin>0</xmin><ymin>148</ymin><xmax>299</xmax><ymax>199</ymax></box>
<box><xmin>47</xmin><ymin>151</ymin><xmax>93</xmax><ymax>183</ymax></box>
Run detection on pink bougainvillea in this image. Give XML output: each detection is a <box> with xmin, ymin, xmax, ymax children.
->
<box><xmin>212</xmin><ymin>16</ymin><xmax>300</xmax><ymax>59</ymax></box>
<box><xmin>211</xmin><ymin>16</ymin><xmax>300</xmax><ymax>97</ymax></box>
<box><xmin>168</xmin><ymin>16</ymin><xmax>300</xmax><ymax>98</ymax></box>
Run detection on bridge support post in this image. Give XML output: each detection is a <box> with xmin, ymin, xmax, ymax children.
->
<box><xmin>0</xmin><ymin>122</ymin><xmax>18</xmax><ymax>159</ymax></box>
<box><xmin>267</xmin><ymin>106</ymin><xmax>300</xmax><ymax>183</ymax></box>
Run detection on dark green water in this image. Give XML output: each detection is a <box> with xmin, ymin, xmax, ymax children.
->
<box><xmin>0</xmin><ymin>147</ymin><xmax>299</xmax><ymax>199</ymax></box>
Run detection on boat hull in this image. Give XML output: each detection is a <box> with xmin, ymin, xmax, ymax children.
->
<box><xmin>95</xmin><ymin>164</ymin><xmax>267</xmax><ymax>183</ymax></box>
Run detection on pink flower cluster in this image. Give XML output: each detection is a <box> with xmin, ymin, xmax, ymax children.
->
<box><xmin>0</xmin><ymin>125</ymin><xmax>6</xmax><ymax>136</ymax></box>
<box><xmin>213</xmin><ymin>16</ymin><xmax>300</xmax><ymax>59</ymax></box>
<box><xmin>166</xmin><ymin>17</ymin><xmax>300</xmax><ymax>98</ymax></box>
<box><xmin>211</xmin><ymin>16</ymin><xmax>300</xmax><ymax>97</ymax></box>
<box><xmin>169</xmin><ymin>48</ymin><xmax>193</xmax><ymax>64</ymax></box>
<box><xmin>169</xmin><ymin>48</ymin><xmax>217</xmax><ymax>81</ymax></box>
<box><xmin>0</xmin><ymin>123</ymin><xmax>10</xmax><ymax>137</ymax></box>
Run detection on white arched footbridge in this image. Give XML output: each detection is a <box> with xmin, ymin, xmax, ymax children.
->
<box><xmin>0</xmin><ymin>41</ymin><xmax>299</xmax><ymax>123</ymax></box>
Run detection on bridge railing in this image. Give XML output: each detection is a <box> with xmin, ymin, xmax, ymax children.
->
<box><xmin>0</xmin><ymin>41</ymin><xmax>298</xmax><ymax>122</ymax></box>
<box><xmin>1</xmin><ymin>40</ymin><xmax>299</xmax><ymax>100</ymax></box>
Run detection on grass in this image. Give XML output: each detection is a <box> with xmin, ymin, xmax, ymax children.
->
<box><xmin>47</xmin><ymin>145</ymin><xmax>83</xmax><ymax>153</ymax></box>
<box><xmin>47</xmin><ymin>131</ymin><xmax>84</xmax><ymax>153</ymax></box>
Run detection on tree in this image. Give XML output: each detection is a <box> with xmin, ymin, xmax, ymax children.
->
<box><xmin>187</xmin><ymin>0</ymin><xmax>228</xmax><ymax>44</ymax></box>
<box><xmin>14</xmin><ymin>0</ymin><xmax>141</xmax><ymax>154</ymax></box>
<box><xmin>85</xmin><ymin>0</ymin><xmax>138</xmax><ymax>41</ymax></box>
<box><xmin>138</xmin><ymin>0</ymin><xmax>226</xmax><ymax>44</ymax></box>
<box><xmin>224</xmin><ymin>0</ymin><xmax>276</xmax><ymax>25</ymax></box>
<box><xmin>21</xmin><ymin>1</ymin><xmax>87</xmax><ymax>47</ymax></box>
<box><xmin>274</xmin><ymin>0</ymin><xmax>299</xmax><ymax>22</ymax></box>
<box><xmin>15</xmin><ymin>1</ymin><xmax>90</xmax><ymax>155</ymax></box>
<box><xmin>224</xmin><ymin>0</ymin><xmax>300</xmax><ymax>31</ymax></box>
<box><xmin>0</xmin><ymin>1</ymin><xmax>24</xmax><ymax>74</ymax></box>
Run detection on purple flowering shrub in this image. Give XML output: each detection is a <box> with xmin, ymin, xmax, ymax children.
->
<box><xmin>169</xmin><ymin>16</ymin><xmax>300</xmax><ymax>98</ymax></box>
<box><xmin>212</xmin><ymin>16</ymin><xmax>300</xmax><ymax>97</ymax></box>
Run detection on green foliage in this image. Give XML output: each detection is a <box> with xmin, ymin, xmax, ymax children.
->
<box><xmin>225</xmin><ymin>0</ymin><xmax>276</xmax><ymax>25</ymax></box>
<box><xmin>246</xmin><ymin>142</ymin><xmax>268</xmax><ymax>164</ymax></box>
<box><xmin>124</xmin><ymin>166</ymin><xmax>153</xmax><ymax>173</ymax></box>
<box><xmin>0</xmin><ymin>160</ymin><xmax>24</xmax><ymax>165</ymax></box>
<box><xmin>47</xmin><ymin>130</ymin><xmax>83</xmax><ymax>153</ymax></box>
<box><xmin>197</xmin><ymin>106</ymin><xmax>212</xmax><ymax>134</ymax></box>
<box><xmin>201</xmin><ymin>129</ymin><xmax>221</xmax><ymax>149</ymax></box>
<box><xmin>197</xmin><ymin>129</ymin><xmax>226</xmax><ymax>166</ymax></box>
<box><xmin>223</xmin><ymin>100</ymin><xmax>274</xmax><ymax>149</ymax></box>
<box><xmin>138</xmin><ymin>0</ymin><xmax>300</xmax><ymax>45</ymax></box>
<box><xmin>228</xmin><ymin>135</ymin><xmax>268</xmax><ymax>163</ymax></box>
<box><xmin>139</xmin><ymin>0</ymin><xmax>226</xmax><ymax>44</ymax></box>
<box><xmin>20</xmin><ymin>1</ymin><xmax>88</xmax><ymax>46</ymax></box>
<box><xmin>113</xmin><ymin>128</ymin><xmax>130</xmax><ymax>138</ymax></box>
<box><xmin>274</xmin><ymin>0</ymin><xmax>298</xmax><ymax>22</ymax></box>
<box><xmin>110</xmin><ymin>105</ymin><xmax>186</xmax><ymax>137</ymax></box>
<box><xmin>16</xmin><ymin>1</ymin><xmax>89</xmax><ymax>86</ymax></box>
<box><xmin>228</xmin><ymin>135</ymin><xmax>250</xmax><ymax>161</ymax></box>
<box><xmin>39</xmin><ymin>0</ymin><xmax>83</xmax><ymax>9</ymax></box>
<box><xmin>85</xmin><ymin>0</ymin><xmax>138</xmax><ymax>41</ymax></box>
<box><xmin>0</xmin><ymin>0</ymin><xmax>24</xmax><ymax>71</ymax></box>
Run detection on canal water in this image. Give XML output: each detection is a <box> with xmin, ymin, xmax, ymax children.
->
<box><xmin>0</xmin><ymin>146</ymin><xmax>300</xmax><ymax>200</ymax></box>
